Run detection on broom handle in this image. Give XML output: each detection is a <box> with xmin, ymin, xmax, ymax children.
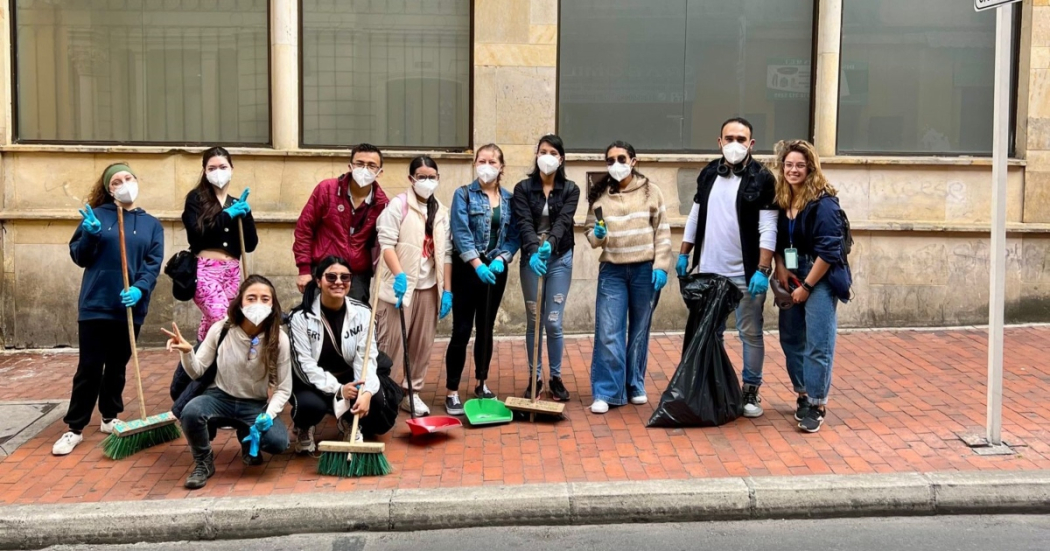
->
<box><xmin>237</xmin><ymin>217</ymin><xmax>248</xmax><ymax>283</ymax></box>
<box><xmin>117</xmin><ymin>206</ymin><xmax>147</xmax><ymax>421</ymax></box>
<box><xmin>350</xmin><ymin>274</ymin><xmax>382</xmax><ymax>443</ymax></box>
<box><xmin>531</xmin><ymin>234</ymin><xmax>548</xmax><ymax>406</ymax></box>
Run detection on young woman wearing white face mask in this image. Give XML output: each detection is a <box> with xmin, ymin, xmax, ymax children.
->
<box><xmin>53</xmin><ymin>163</ymin><xmax>165</xmax><ymax>456</ymax></box>
<box><xmin>374</xmin><ymin>156</ymin><xmax>453</xmax><ymax>417</ymax></box>
<box><xmin>162</xmin><ymin>275</ymin><xmax>291</xmax><ymax>489</ymax></box>
<box><xmin>181</xmin><ymin>147</ymin><xmax>259</xmax><ymax>342</ymax></box>
<box><xmin>511</xmin><ymin>134</ymin><xmax>580</xmax><ymax>403</ymax></box>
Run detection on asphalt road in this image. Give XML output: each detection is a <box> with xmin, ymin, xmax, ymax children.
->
<box><xmin>42</xmin><ymin>515</ymin><xmax>1050</xmax><ymax>551</ymax></box>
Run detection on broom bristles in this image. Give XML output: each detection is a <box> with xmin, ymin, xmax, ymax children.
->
<box><xmin>102</xmin><ymin>423</ymin><xmax>182</xmax><ymax>460</ymax></box>
<box><xmin>317</xmin><ymin>450</ymin><xmax>391</xmax><ymax>478</ymax></box>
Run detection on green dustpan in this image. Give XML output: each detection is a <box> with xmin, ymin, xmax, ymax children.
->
<box><xmin>463</xmin><ymin>398</ymin><xmax>514</xmax><ymax>426</ymax></box>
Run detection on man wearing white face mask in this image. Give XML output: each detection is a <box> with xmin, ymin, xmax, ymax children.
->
<box><xmin>182</xmin><ymin>147</ymin><xmax>259</xmax><ymax>342</ymax></box>
<box><xmin>679</xmin><ymin>117</ymin><xmax>778</xmax><ymax>418</ymax></box>
<box><xmin>295</xmin><ymin>143</ymin><xmax>390</xmax><ymax>304</ymax></box>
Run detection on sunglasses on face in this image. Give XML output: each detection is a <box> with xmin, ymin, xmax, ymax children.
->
<box><xmin>605</xmin><ymin>155</ymin><xmax>630</xmax><ymax>166</ymax></box>
<box><xmin>324</xmin><ymin>273</ymin><xmax>352</xmax><ymax>283</ymax></box>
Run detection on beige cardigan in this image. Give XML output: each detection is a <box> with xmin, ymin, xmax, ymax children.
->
<box><xmin>375</xmin><ymin>192</ymin><xmax>452</xmax><ymax>309</ymax></box>
<box><xmin>585</xmin><ymin>175</ymin><xmax>673</xmax><ymax>272</ymax></box>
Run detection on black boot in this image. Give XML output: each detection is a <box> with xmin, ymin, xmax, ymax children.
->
<box><xmin>549</xmin><ymin>377</ymin><xmax>570</xmax><ymax>402</ymax></box>
<box><xmin>185</xmin><ymin>452</ymin><xmax>215</xmax><ymax>489</ymax></box>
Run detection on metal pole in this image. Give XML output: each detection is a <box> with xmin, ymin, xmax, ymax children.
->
<box><xmin>987</xmin><ymin>4</ymin><xmax>1012</xmax><ymax>446</ymax></box>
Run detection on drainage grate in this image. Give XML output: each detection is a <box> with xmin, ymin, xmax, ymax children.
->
<box><xmin>0</xmin><ymin>400</ymin><xmax>67</xmax><ymax>457</ymax></box>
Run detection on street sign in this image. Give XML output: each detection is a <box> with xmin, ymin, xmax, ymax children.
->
<box><xmin>975</xmin><ymin>0</ymin><xmax>1020</xmax><ymax>12</ymax></box>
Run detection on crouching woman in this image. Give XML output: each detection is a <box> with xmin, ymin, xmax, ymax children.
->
<box><xmin>163</xmin><ymin>275</ymin><xmax>291</xmax><ymax>490</ymax></box>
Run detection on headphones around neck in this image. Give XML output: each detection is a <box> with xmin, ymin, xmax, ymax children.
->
<box><xmin>716</xmin><ymin>158</ymin><xmax>748</xmax><ymax>177</ymax></box>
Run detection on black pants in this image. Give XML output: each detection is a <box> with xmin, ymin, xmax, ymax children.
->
<box><xmin>64</xmin><ymin>319</ymin><xmax>142</xmax><ymax>432</ymax></box>
<box><xmin>290</xmin><ymin>379</ymin><xmax>391</xmax><ymax>437</ymax></box>
<box><xmin>445</xmin><ymin>256</ymin><xmax>508</xmax><ymax>391</ymax></box>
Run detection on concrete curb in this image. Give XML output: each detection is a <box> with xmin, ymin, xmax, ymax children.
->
<box><xmin>2</xmin><ymin>470</ymin><xmax>1050</xmax><ymax>549</ymax></box>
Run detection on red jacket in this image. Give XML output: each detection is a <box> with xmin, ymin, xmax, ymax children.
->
<box><xmin>293</xmin><ymin>175</ymin><xmax>390</xmax><ymax>276</ymax></box>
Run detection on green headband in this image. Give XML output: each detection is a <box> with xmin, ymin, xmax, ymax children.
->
<box><xmin>103</xmin><ymin>164</ymin><xmax>134</xmax><ymax>187</ymax></box>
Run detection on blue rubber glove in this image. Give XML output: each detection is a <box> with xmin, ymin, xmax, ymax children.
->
<box><xmin>537</xmin><ymin>241</ymin><xmax>552</xmax><ymax>261</ymax></box>
<box><xmin>240</xmin><ymin>414</ymin><xmax>272</xmax><ymax>459</ymax></box>
<box><xmin>393</xmin><ymin>272</ymin><xmax>408</xmax><ymax>309</ymax></box>
<box><xmin>675</xmin><ymin>254</ymin><xmax>689</xmax><ymax>277</ymax></box>
<box><xmin>78</xmin><ymin>205</ymin><xmax>101</xmax><ymax>235</ymax></box>
<box><xmin>748</xmin><ymin>271</ymin><xmax>770</xmax><ymax>297</ymax></box>
<box><xmin>120</xmin><ymin>286</ymin><xmax>143</xmax><ymax>307</ymax></box>
<box><xmin>652</xmin><ymin>269</ymin><xmax>668</xmax><ymax>292</ymax></box>
<box><xmin>475</xmin><ymin>263</ymin><xmax>497</xmax><ymax>285</ymax></box>
<box><xmin>529</xmin><ymin>253</ymin><xmax>547</xmax><ymax>277</ymax></box>
<box><xmin>592</xmin><ymin>223</ymin><xmax>607</xmax><ymax>240</ymax></box>
<box><xmin>489</xmin><ymin>258</ymin><xmax>505</xmax><ymax>275</ymax></box>
<box><xmin>223</xmin><ymin>189</ymin><xmax>251</xmax><ymax>218</ymax></box>
<box><xmin>439</xmin><ymin>291</ymin><xmax>453</xmax><ymax>320</ymax></box>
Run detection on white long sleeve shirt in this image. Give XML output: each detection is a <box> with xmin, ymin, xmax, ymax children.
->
<box><xmin>683</xmin><ymin>174</ymin><xmax>778</xmax><ymax>278</ymax></box>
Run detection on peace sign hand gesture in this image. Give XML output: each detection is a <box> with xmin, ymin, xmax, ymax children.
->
<box><xmin>78</xmin><ymin>204</ymin><xmax>101</xmax><ymax>235</ymax></box>
<box><xmin>161</xmin><ymin>322</ymin><xmax>193</xmax><ymax>354</ymax></box>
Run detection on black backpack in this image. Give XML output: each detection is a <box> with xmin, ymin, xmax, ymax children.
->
<box><xmin>164</xmin><ymin>250</ymin><xmax>197</xmax><ymax>302</ymax></box>
<box><xmin>839</xmin><ymin>209</ymin><xmax>854</xmax><ymax>257</ymax></box>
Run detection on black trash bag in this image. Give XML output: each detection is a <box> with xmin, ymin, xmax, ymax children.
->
<box><xmin>648</xmin><ymin>274</ymin><xmax>744</xmax><ymax>428</ymax></box>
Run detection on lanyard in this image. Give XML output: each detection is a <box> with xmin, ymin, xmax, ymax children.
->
<box><xmin>787</xmin><ymin>217</ymin><xmax>796</xmax><ymax>248</ymax></box>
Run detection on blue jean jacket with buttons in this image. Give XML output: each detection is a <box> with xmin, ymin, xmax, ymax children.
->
<box><xmin>450</xmin><ymin>180</ymin><xmax>521</xmax><ymax>264</ymax></box>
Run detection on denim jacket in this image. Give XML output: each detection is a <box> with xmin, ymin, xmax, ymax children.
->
<box><xmin>450</xmin><ymin>180</ymin><xmax>521</xmax><ymax>264</ymax></box>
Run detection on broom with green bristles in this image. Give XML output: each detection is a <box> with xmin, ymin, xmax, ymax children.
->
<box><xmin>102</xmin><ymin>205</ymin><xmax>182</xmax><ymax>459</ymax></box>
<box><xmin>317</xmin><ymin>275</ymin><xmax>390</xmax><ymax>477</ymax></box>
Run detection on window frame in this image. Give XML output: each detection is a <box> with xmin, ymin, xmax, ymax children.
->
<box><xmin>833</xmin><ymin>1</ymin><xmax>1021</xmax><ymax>157</ymax></box>
<box><xmin>8</xmin><ymin>0</ymin><xmax>274</xmax><ymax>147</ymax></box>
<box><xmin>296</xmin><ymin>0</ymin><xmax>475</xmax><ymax>151</ymax></box>
<box><xmin>555</xmin><ymin>0</ymin><xmax>820</xmax><ymax>155</ymax></box>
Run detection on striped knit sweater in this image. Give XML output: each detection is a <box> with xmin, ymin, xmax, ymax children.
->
<box><xmin>585</xmin><ymin>175</ymin><xmax>672</xmax><ymax>272</ymax></box>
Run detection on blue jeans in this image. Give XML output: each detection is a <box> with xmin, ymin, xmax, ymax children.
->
<box><xmin>521</xmin><ymin>251</ymin><xmax>573</xmax><ymax>379</ymax></box>
<box><xmin>181</xmin><ymin>388</ymin><xmax>289</xmax><ymax>461</ymax></box>
<box><xmin>715</xmin><ymin>276</ymin><xmax>766</xmax><ymax>388</ymax></box>
<box><xmin>778</xmin><ymin>257</ymin><xmax>838</xmax><ymax>405</ymax></box>
<box><xmin>591</xmin><ymin>261</ymin><xmax>658</xmax><ymax>406</ymax></box>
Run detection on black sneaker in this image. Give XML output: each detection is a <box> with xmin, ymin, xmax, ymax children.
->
<box><xmin>549</xmin><ymin>377</ymin><xmax>570</xmax><ymax>402</ymax></box>
<box><xmin>794</xmin><ymin>396</ymin><xmax>811</xmax><ymax>422</ymax></box>
<box><xmin>799</xmin><ymin>406</ymin><xmax>826</xmax><ymax>433</ymax></box>
<box><xmin>242</xmin><ymin>443</ymin><xmax>264</xmax><ymax>466</ymax></box>
<box><xmin>474</xmin><ymin>382</ymin><xmax>496</xmax><ymax>399</ymax></box>
<box><xmin>741</xmin><ymin>385</ymin><xmax>763</xmax><ymax>418</ymax></box>
<box><xmin>523</xmin><ymin>380</ymin><xmax>544</xmax><ymax>400</ymax></box>
<box><xmin>185</xmin><ymin>453</ymin><xmax>215</xmax><ymax>489</ymax></box>
<box><xmin>445</xmin><ymin>395</ymin><xmax>465</xmax><ymax>415</ymax></box>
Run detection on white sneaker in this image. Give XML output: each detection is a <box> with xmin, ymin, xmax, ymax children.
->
<box><xmin>52</xmin><ymin>431</ymin><xmax>83</xmax><ymax>456</ymax></box>
<box><xmin>293</xmin><ymin>425</ymin><xmax>316</xmax><ymax>454</ymax></box>
<box><xmin>630</xmin><ymin>394</ymin><xmax>648</xmax><ymax>405</ymax></box>
<box><xmin>742</xmin><ymin>385</ymin><xmax>764</xmax><ymax>418</ymax></box>
<box><xmin>337</xmin><ymin>419</ymin><xmax>364</xmax><ymax>443</ymax></box>
<box><xmin>400</xmin><ymin>395</ymin><xmax>430</xmax><ymax>417</ymax></box>
<box><xmin>100</xmin><ymin>418</ymin><xmax>118</xmax><ymax>434</ymax></box>
<box><xmin>590</xmin><ymin>400</ymin><xmax>609</xmax><ymax>414</ymax></box>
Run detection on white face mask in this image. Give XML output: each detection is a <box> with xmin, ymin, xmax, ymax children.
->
<box><xmin>537</xmin><ymin>154</ymin><xmax>561</xmax><ymax>176</ymax></box>
<box><xmin>241</xmin><ymin>303</ymin><xmax>272</xmax><ymax>326</ymax></box>
<box><xmin>607</xmin><ymin>162</ymin><xmax>632</xmax><ymax>182</ymax></box>
<box><xmin>476</xmin><ymin>164</ymin><xmax>500</xmax><ymax>184</ymax></box>
<box><xmin>352</xmin><ymin>166</ymin><xmax>379</xmax><ymax>187</ymax></box>
<box><xmin>412</xmin><ymin>178</ymin><xmax>439</xmax><ymax>200</ymax></box>
<box><xmin>112</xmin><ymin>180</ymin><xmax>139</xmax><ymax>204</ymax></box>
<box><xmin>206</xmin><ymin>168</ymin><xmax>232</xmax><ymax>189</ymax></box>
<box><xmin>722</xmin><ymin>142</ymin><xmax>750</xmax><ymax>165</ymax></box>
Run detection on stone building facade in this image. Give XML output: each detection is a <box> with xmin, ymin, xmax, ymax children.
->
<box><xmin>0</xmin><ymin>0</ymin><xmax>1047</xmax><ymax>347</ymax></box>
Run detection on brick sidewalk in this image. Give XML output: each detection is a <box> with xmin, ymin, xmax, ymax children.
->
<box><xmin>1</xmin><ymin>327</ymin><xmax>1048</xmax><ymax>505</ymax></box>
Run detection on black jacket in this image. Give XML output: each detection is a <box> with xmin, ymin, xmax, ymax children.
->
<box><xmin>182</xmin><ymin>189</ymin><xmax>259</xmax><ymax>257</ymax></box>
<box><xmin>777</xmin><ymin>195</ymin><xmax>852</xmax><ymax>302</ymax></box>
<box><xmin>689</xmin><ymin>158</ymin><xmax>777</xmax><ymax>282</ymax></box>
<box><xmin>511</xmin><ymin>176</ymin><xmax>580</xmax><ymax>258</ymax></box>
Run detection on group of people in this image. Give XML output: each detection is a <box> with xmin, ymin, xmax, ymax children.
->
<box><xmin>49</xmin><ymin>116</ymin><xmax>851</xmax><ymax>490</ymax></box>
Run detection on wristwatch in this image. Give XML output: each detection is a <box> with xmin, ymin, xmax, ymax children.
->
<box><xmin>801</xmin><ymin>280</ymin><xmax>814</xmax><ymax>293</ymax></box>
<box><xmin>757</xmin><ymin>265</ymin><xmax>773</xmax><ymax>277</ymax></box>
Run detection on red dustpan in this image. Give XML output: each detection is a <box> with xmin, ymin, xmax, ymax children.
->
<box><xmin>398</xmin><ymin>306</ymin><xmax>461</xmax><ymax>437</ymax></box>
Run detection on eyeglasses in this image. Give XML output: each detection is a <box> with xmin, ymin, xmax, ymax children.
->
<box><xmin>324</xmin><ymin>273</ymin><xmax>352</xmax><ymax>283</ymax></box>
<box><xmin>783</xmin><ymin>163</ymin><xmax>809</xmax><ymax>171</ymax></box>
<box><xmin>605</xmin><ymin>155</ymin><xmax>630</xmax><ymax>166</ymax></box>
<box><xmin>351</xmin><ymin>161</ymin><xmax>381</xmax><ymax>172</ymax></box>
<box><xmin>248</xmin><ymin>336</ymin><xmax>260</xmax><ymax>362</ymax></box>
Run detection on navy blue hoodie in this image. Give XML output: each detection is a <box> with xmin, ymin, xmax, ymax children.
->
<box><xmin>69</xmin><ymin>202</ymin><xmax>165</xmax><ymax>325</ymax></box>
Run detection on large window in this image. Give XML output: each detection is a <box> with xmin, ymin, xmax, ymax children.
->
<box><xmin>838</xmin><ymin>1</ymin><xmax>997</xmax><ymax>155</ymax></box>
<box><xmin>14</xmin><ymin>0</ymin><xmax>270</xmax><ymax>144</ymax></box>
<box><xmin>301</xmin><ymin>1</ymin><xmax>471</xmax><ymax>149</ymax></box>
<box><xmin>559</xmin><ymin>0</ymin><xmax>815</xmax><ymax>152</ymax></box>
